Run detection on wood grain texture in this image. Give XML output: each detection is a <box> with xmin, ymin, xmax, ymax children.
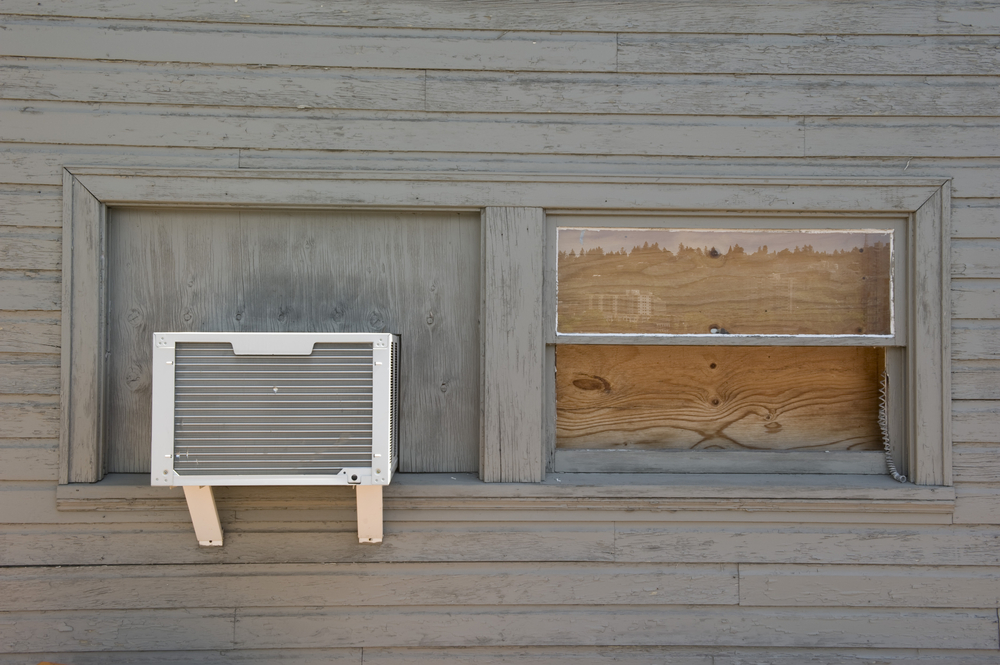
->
<box><xmin>952</xmin><ymin>279</ymin><xmax>1000</xmax><ymax>319</ymax></box>
<box><xmin>804</xmin><ymin>118</ymin><xmax>1000</xmax><ymax>158</ymax></box>
<box><xmin>60</xmin><ymin>174</ymin><xmax>105</xmax><ymax>483</ymax></box>
<box><xmin>2</xmin><ymin>606</ymin><xmax>995</xmax><ymax>652</ymax></box>
<box><xmin>234</xmin><ymin>154</ymin><xmax>1000</xmax><ymax>199</ymax></box>
<box><xmin>0</xmin><ymin>354</ymin><xmax>59</xmax><ymax>393</ymax></box>
<box><xmin>911</xmin><ymin>188</ymin><xmax>949</xmax><ymax>486</ymax></box>
<box><xmin>739</xmin><ymin>564</ymin><xmax>1000</xmax><ymax>608</ymax></box>
<box><xmin>0</xmin><ymin>311</ymin><xmax>60</xmax><ymax>353</ymax></box>
<box><xmin>953</xmin><ymin>401</ymin><xmax>1000</xmax><ymax>442</ymax></box>
<box><xmin>953</xmin><ymin>322</ymin><xmax>1000</xmax><ymax>360</ymax></box>
<box><xmin>954</xmin><ymin>486</ymin><xmax>1000</xmax><ymax>525</ymax></box>
<box><xmin>0</xmin><ymin>270</ymin><xmax>59</xmax><ymax>310</ymax></box>
<box><xmin>0</xmin><ymin>143</ymin><xmax>240</xmax><ymax>186</ymax></box>
<box><xmin>3</xmin><ymin>0</ymin><xmax>999</xmax><ymax>35</ymax></box>
<box><xmin>106</xmin><ymin>207</ymin><xmax>480</xmax><ymax>473</ymax></box>
<box><xmin>0</xmin><ymin>523</ymin><xmax>616</xmax><ymax>565</ymax></box>
<box><xmin>953</xmin><ymin>361</ymin><xmax>1000</xmax><ymax>399</ymax></box>
<box><xmin>0</xmin><ymin>439</ymin><xmax>58</xmax><ymax>481</ymax></box>
<box><xmin>0</xmin><ymin>226</ymin><xmax>60</xmax><ymax>270</ymax></box>
<box><xmin>0</xmin><ymin>396</ymin><xmax>59</xmax><ymax>438</ymax></box>
<box><xmin>618</xmin><ymin>34</ymin><xmax>1000</xmax><ymax>75</ymax></box>
<box><xmin>427</xmin><ymin>73</ymin><xmax>1000</xmax><ymax>117</ymax></box>
<box><xmin>0</xmin><ymin>17</ymin><xmax>617</xmax><ymax>72</ymax></box>
<box><xmin>613</xmin><ymin>524</ymin><xmax>1000</xmax><ymax>565</ymax></box>
<box><xmin>953</xmin><ymin>240</ymin><xmax>1000</xmax><ymax>277</ymax></box>
<box><xmin>0</xmin><ymin>59</ymin><xmax>427</xmax><ymax>111</ymax></box>
<box><xmin>0</xmin><ymin>185</ymin><xmax>61</xmax><ymax>227</ymax></box>
<box><xmin>952</xmin><ymin>203</ymin><xmax>999</xmax><ymax>238</ymax></box>
<box><xmin>481</xmin><ymin>207</ymin><xmax>543</xmax><ymax>482</ymax></box>
<box><xmin>556</xmin><ymin>346</ymin><xmax>882</xmax><ymax>452</ymax></box>
<box><xmin>953</xmin><ymin>444</ymin><xmax>1000</xmax><ymax>483</ymax></box>
<box><xmin>232</xmin><ymin>606</ymin><xmax>998</xmax><ymax>650</ymax></box>
<box><xmin>10</xmin><ymin>59</ymin><xmax>1000</xmax><ymax>117</ymax></box>
<box><xmin>1</xmin><ymin>562</ymin><xmax>738</xmax><ymax>611</ymax></box>
<box><xmin>0</xmin><ymin>649</ymin><xmax>362</xmax><ymax>665</ymax></box>
<box><xmin>0</xmin><ymin>103</ymin><xmax>807</xmax><ymax>157</ymax></box>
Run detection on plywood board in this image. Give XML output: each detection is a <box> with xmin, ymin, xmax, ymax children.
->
<box><xmin>106</xmin><ymin>208</ymin><xmax>480</xmax><ymax>473</ymax></box>
<box><xmin>557</xmin><ymin>346</ymin><xmax>882</xmax><ymax>452</ymax></box>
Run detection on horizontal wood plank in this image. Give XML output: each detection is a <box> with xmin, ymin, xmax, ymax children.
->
<box><xmin>952</xmin><ymin>203</ymin><xmax>1000</xmax><ymax>238</ymax></box>
<box><xmin>0</xmin><ymin>396</ymin><xmax>58</xmax><ymax>438</ymax></box>
<box><xmin>231</xmin><ymin>606</ymin><xmax>999</xmax><ymax>650</ymax></box>
<box><xmin>3</xmin><ymin>0</ymin><xmax>999</xmax><ymax>35</ymax></box>
<box><xmin>952</xmin><ymin>279</ymin><xmax>1000</xmax><ymax>319</ymax></box>
<box><xmin>613</xmin><ymin>524</ymin><xmax>1000</xmax><ymax>565</ymax></box>
<box><xmin>953</xmin><ymin>401</ymin><xmax>1000</xmax><ymax>442</ymax></box>
<box><xmin>0</xmin><ymin>17</ymin><xmax>617</xmax><ymax>72</ymax></box>
<box><xmin>954</xmin><ymin>486</ymin><xmax>1000</xmax><ymax>525</ymax></box>
<box><xmin>10</xmin><ymin>59</ymin><xmax>1000</xmax><ymax>117</ymax></box>
<box><xmin>0</xmin><ymin>311</ymin><xmax>60</xmax><ymax>353</ymax></box>
<box><xmin>0</xmin><ymin>354</ymin><xmax>59</xmax><ymax>393</ymax></box>
<box><xmin>0</xmin><ymin>649</ymin><xmax>362</xmax><ymax>665</ymax></box>
<box><xmin>367</xmin><ymin>647</ymin><xmax>1000</xmax><ymax>665</ymax></box>
<box><xmin>953</xmin><ymin>240</ymin><xmax>1000</xmax><ymax>277</ymax></box>
<box><xmin>953</xmin><ymin>360</ymin><xmax>1000</xmax><ymax>399</ymax></box>
<box><xmin>0</xmin><ymin>523</ymin><xmax>616</xmax><ymax>565</ymax></box>
<box><xmin>953</xmin><ymin>323</ymin><xmax>1000</xmax><ymax>360</ymax></box>
<box><xmin>0</xmin><ymin>103</ymin><xmax>806</xmax><ymax>157</ymax></box>
<box><xmin>0</xmin><ymin>59</ymin><xmax>427</xmax><ymax>111</ymax></box>
<box><xmin>0</xmin><ymin>269</ymin><xmax>59</xmax><ymax>310</ymax></box>
<box><xmin>805</xmin><ymin>118</ymin><xmax>1000</xmax><ymax>158</ymax></box>
<box><xmin>424</xmin><ymin>73</ymin><xmax>1000</xmax><ymax>116</ymax></box>
<box><xmin>0</xmin><ymin>185</ymin><xmax>61</xmax><ymax>227</ymax></box>
<box><xmin>237</xmin><ymin>152</ymin><xmax>1000</xmax><ymax>199</ymax></box>
<box><xmin>619</xmin><ymin>34</ymin><xmax>1000</xmax><ymax>75</ymax></box>
<box><xmin>2</xmin><ymin>146</ymin><xmax>995</xmax><ymax>198</ymax></box>
<box><xmin>0</xmin><ymin>562</ymin><xmax>739</xmax><ymax>612</ymax></box>
<box><xmin>0</xmin><ymin>439</ymin><xmax>58</xmax><ymax>481</ymax></box>
<box><xmin>953</xmin><ymin>444</ymin><xmax>1000</xmax><ymax>483</ymax></box>
<box><xmin>0</xmin><ymin>143</ymin><xmax>239</xmax><ymax>186</ymax></box>
<box><xmin>0</xmin><ymin>226</ymin><xmax>60</xmax><ymax>270</ymax></box>
<box><xmin>2</xmin><ymin>606</ymin><xmax>994</xmax><ymax>652</ymax></box>
<box><xmin>1</xmin><ymin>608</ymin><xmax>237</xmax><ymax>653</ymax></box>
<box><xmin>739</xmin><ymin>564</ymin><xmax>1000</xmax><ymax>608</ymax></box>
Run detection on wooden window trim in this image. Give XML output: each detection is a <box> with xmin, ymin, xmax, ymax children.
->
<box><xmin>61</xmin><ymin>168</ymin><xmax>951</xmax><ymax>494</ymax></box>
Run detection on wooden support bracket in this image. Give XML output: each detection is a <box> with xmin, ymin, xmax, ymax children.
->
<box><xmin>356</xmin><ymin>484</ymin><xmax>383</xmax><ymax>544</ymax></box>
<box><xmin>182</xmin><ymin>485</ymin><xmax>224</xmax><ymax>547</ymax></box>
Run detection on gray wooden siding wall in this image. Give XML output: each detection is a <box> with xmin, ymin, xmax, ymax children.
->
<box><xmin>1</xmin><ymin>1</ymin><xmax>999</xmax><ymax>662</ymax></box>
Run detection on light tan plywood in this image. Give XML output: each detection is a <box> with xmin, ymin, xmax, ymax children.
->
<box><xmin>557</xmin><ymin>346</ymin><xmax>881</xmax><ymax>452</ymax></box>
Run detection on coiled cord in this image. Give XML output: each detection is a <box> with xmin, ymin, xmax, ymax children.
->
<box><xmin>879</xmin><ymin>371</ymin><xmax>907</xmax><ymax>483</ymax></box>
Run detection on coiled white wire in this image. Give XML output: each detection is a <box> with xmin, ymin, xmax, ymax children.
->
<box><xmin>879</xmin><ymin>371</ymin><xmax>907</xmax><ymax>483</ymax></box>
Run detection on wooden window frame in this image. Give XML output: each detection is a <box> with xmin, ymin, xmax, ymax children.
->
<box><xmin>61</xmin><ymin>168</ymin><xmax>951</xmax><ymax>492</ymax></box>
<box><xmin>545</xmin><ymin>213</ymin><xmax>909</xmax><ymax>477</ymax></box>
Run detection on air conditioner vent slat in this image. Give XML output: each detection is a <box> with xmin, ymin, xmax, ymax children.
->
<box><xmin>162</xmin><ymin>339</ymin><xmax>396</xmax><ymax>479</ymax></box>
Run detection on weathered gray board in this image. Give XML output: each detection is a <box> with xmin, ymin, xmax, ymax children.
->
<box><xmin>106</xmin><ymin>208</ymin><xmax>480</xmax><ymax>473</ymax></box>
<box><xmin>1</xmin><ymin>0</ymin><xmax>1000</xmax><ymax>662</ymax></box>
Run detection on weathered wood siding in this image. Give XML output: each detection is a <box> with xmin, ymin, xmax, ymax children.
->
<box><xmin>1</xmin><ymin>1</ymin><xmax>999</xmax><ymax>662</ymax></box>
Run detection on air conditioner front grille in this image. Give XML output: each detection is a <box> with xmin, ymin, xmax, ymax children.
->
<box><xmin>172</xmin><ymin>342</ymin><xmax>374</xmax><ymax>475</ymax></box>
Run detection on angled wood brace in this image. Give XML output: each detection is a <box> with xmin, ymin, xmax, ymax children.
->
<box><xmin>182</xmin><ymin>484</ymin><xmax>383</xmax><ymax>546</ymax></box>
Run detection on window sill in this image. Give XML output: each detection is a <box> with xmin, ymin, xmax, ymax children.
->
<box><xmin>56</xmin><ymin>473</ymin><xmax>955</xmax><ymax>524</ymax></box>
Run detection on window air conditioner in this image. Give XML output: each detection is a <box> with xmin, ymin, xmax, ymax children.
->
<box><xmin>151</xmin><ymin>332</ymin><xmax>399</xmax><ymax>546</ymax></box>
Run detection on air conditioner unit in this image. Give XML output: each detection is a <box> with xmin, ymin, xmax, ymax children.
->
<box><xmin>151</xmin><ymin>332</ymin><xmax>399</xmax><ymax>546</ymax></box>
